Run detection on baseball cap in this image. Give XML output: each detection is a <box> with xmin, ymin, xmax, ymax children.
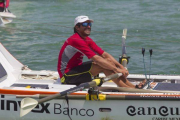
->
<box><xmin>74</xmin><ymin>15</ymin><xmax>93</xmax><ymax>26</ymax></box>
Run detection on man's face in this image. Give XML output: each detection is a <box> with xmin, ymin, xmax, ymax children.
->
<box><xmin>76</xmin><ymin>21</ymin><xmax>92</xmax><ymax>37</ymax></box>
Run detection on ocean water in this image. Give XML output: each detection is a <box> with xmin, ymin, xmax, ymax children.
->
<box><xmin>1</xmin><ymin>0</ymin><xmax>180</xmax><ymax>75</ymax></box>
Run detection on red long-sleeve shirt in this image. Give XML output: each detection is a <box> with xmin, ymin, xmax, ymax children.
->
<box><xmin>0</xmin><ymin>0</ymin><xmax>9</xmax><ymax>8</ymax></box>
<box><xmin>57</xmin><ymin>33</ymin><xmax>104</xmax><ymax>78</ymax></box>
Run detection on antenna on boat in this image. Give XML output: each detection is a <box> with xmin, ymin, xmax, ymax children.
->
<box><xmin>148</xmin><ymin>49</ymin><xmax>153</xmax><ymax>89</ymax></box>
<box><xmin>142</xmin><ymin>48</ymin><xmax>148</xmax><ymax>82</ymax></box>
<box><xmin>119</xmin><ymin>29</ymin><xmax>130</xmax><ymax>68</ymax></box>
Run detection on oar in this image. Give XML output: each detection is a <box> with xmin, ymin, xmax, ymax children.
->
<box><xmin>120</xmin><ymin>29</ymin><xmax>130</xmax><ymax>69</ymax></box>
<box><xmin>20</xmin><ymin>73</ymin><xmax>122</xmax><ymax>117</ymax></box>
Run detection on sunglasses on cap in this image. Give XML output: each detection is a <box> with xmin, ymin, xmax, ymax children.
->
<box><xmin>81</xmin><ymin>22</ymin><xmax>92</xmax><ymax>27</ymax></box>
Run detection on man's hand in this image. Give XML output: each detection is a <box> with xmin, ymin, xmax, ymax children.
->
<box><xmin>123</xmin><ymin>69</ymin><xmax>129</xmax><ymax>78</ymax></box>
<box><xmin>115</xmin><ymin>68</ymin><xmax>129</xmax><ymax>78</ymax></box>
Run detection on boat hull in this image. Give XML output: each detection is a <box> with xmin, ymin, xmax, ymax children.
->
<box><xmin>1</xmin><ymin>35</ymin><xmax>180</xmax><ymax>120</ymax></box>
<box><xmin>1</xmin><ymin>94</ymin><xmax>180</xmax><ymax>120</ymax></box>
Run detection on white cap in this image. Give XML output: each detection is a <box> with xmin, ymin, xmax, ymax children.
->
<box><xmin>74</xmin><ymin>15</ymin><xmax>93</xmax><ymax>26</ymax></box>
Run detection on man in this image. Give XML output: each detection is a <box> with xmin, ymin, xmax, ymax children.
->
<box><xmin>0</xmin><ymin>0</ymin><xmax>9</xmax><ymax>12</ymax></box>
<box><xmin>57</xmin><ymin>15</ymin><xmax>144</xmax><ymax>88</ymax></box>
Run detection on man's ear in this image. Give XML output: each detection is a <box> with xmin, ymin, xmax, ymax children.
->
<box><xmin>75</xmin><ymin>25</ymin><xmax>80</xmax><ymax>32</ymax></box>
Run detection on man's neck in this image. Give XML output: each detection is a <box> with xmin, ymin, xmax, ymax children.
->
<box><xmin>77</xmin><ymin>32</ymin><xmax>87</xmax><ymax>40</ymax></box>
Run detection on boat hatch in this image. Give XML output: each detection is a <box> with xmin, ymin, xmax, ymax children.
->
<box><xmin>99</xmin><ymin>108</ymin><xmax>111</xmax><ymax>112</ymax></box>
<box><xmin>11</xmin><ymin>83</ymin><xmax>49</xmax><ymax>89</ymax></box>
<box><xmin>153</xmin><ymin>83</ymin><xmax>180</xmax><ymax>91</ymax></box>
<box><xmin>0</xmin><ymin>63</ymin><xmax>7</xmax><ymax>81</ymax></box>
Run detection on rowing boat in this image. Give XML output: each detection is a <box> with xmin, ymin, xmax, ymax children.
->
<box><xmin>0</xmin><ymin>11</ymin><xmax>16</xmax><ymax>25</ymax></box>
<box><xmin>1</xmin><ymin>32</ymin><xmax>180</xmax><ymax>120</ymax></box>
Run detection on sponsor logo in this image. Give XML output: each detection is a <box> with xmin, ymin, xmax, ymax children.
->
<box><xmin>0</xmin><ymin>95</ymin><xmax>50</xmax><ymax>113</ymax></box>
<box><xmin>127</xmin><ymin>105</ymin><xmax>180</xmax><ymax>116</ymax></box>
<box><xmin>152</xmin><ymin>117</ymin><xmax>180</xmax><ymax>120</ymax></box>
<box><xmin>54</xmin><ymin>103</ymin><xmax>94</xmax><ymax>116</ymax></box>
<box><xmin>0</xmin><ymin>95</ymin><xmax>95</xmax><ymax>117</ymax></box>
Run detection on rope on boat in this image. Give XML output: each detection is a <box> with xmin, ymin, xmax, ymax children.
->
<box><xmin>65</xmin><ymin>96</ymin><xmax>72</xmax><ymax>120</ymax></box>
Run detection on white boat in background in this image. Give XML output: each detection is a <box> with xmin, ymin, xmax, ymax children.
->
<box><xmin>0</xmin><ymin>11</ymin><xmax>16</xmax><ymax>25</ymax></box>
<box><xmin>1</xmin><ymin>29</ymin><xmax>180</xmax><ymax>120</ymax></box>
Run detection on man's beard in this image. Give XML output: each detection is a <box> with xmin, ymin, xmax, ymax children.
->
<box><xmin>83</xmin><ymin>28</ymin><xmax>91</xmax><ymax>36</ymax></box>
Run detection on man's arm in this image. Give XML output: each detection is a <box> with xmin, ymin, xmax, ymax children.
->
<box><xmin>101</xmin><ymin>52</ymin><xmax>127</xmax><ymax>70</ymax></box>
<box><xmin>91</xmin><ymin>55</ymin><xmax>127</xmax><ymax>76</ymax></box>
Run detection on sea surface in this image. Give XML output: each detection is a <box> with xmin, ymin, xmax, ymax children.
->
<box><xmin>1</xmin><ymin>0</ymin><xmax>180</xmax><ymax>76</ymax></box>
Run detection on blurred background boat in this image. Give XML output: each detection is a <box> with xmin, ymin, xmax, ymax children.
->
<box><xmin>0</xmin><ymin>11</ymin><xmax>16</xmax><ymax>25</ymax></box>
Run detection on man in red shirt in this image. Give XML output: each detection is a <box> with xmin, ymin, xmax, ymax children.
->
<box><xmin>57</xmin><ymin>15</ymin><xmax>144</xmax><ymax>88</ymax></box>
<box><xmin>0</xmin><ymin>0</ymin><xmax>9</xmax><ymax>12</ymax></box>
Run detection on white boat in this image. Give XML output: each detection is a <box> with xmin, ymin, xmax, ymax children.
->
<box><xmin>1</xmin><ymin>31</ymin><xmax>180</xmax><ymax>120</ymax></box>
<box><xmin>0</xmin><ymin>11</ymin><xmax>16</xmax><ymax>25</ymax></box>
